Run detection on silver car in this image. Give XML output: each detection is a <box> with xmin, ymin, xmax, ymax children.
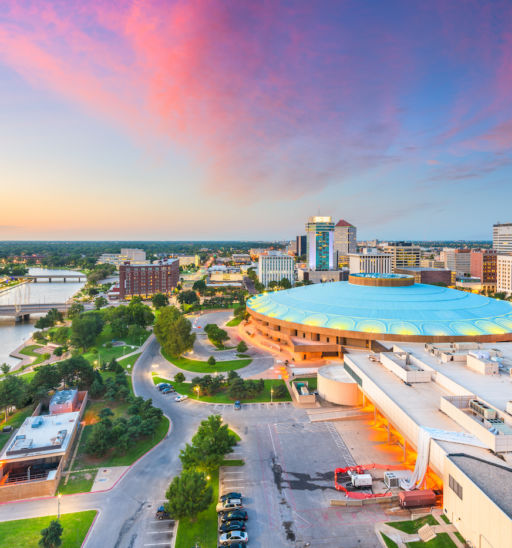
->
<box><xmin>218</xmin><ymin>531</ymin><xmax>248</xmax><ymax>545</ymax></box>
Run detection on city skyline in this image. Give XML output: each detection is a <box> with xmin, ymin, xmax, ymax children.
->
<box><xmin>1</xmin><ymin>1</ymin><xmax>512</xmax><ymax>240</ymax></box>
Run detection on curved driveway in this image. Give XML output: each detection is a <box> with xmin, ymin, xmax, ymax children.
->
<box><xmin>0</xmin><ymin>334</ymin><xmax>300</xmax><ymax>547</ymax></box>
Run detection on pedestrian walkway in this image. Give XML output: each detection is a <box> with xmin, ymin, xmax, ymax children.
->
<box><xmin>375</xmin><ymin>511</ymin><xmax>465</xmax><ymax>548</ymax></box>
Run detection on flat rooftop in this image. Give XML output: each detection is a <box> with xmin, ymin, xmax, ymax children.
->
<box><xmin>396</xmin><ymin>342</ymin><xmax>512</xmax><ymax>412</ymax></box>
<box><xmin>345</xmin><ymin>350</ymin><xmax>508</xmax><ymax>467</ymax></box>
<box><xmin>0</xmin><ymin>412</ymin><xmax>79</xmax><ymax>461</ymax></box>
<box><xmin>346</xmin><ymin>351</ymin><xmax>465</xmax><ymax>433</ymax></box>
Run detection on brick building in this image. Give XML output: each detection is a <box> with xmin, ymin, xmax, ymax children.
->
<box><xmin>470</xmin><ymin>249</ymin><xmax>497</xmax><ymax>290</ymax></box>
<box><xmin>119</xmin><ymin>259</ymin><xmax>179</xmax><ymax>299</ymax></box>
<box><xmin>395</xmin><ymin>266</ymin><xmax>452</xmax><ymax>286</ymax></box>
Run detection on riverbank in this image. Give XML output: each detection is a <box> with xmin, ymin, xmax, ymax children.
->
<box><xmin>0</xmin><ymin>278</ymin><xmax>31</xmax><ymax>296</ymax></box>
<box><xmin>0</xmin><ymin>268</ymin><xmax>86</xmax><ymax>366</ymax></box>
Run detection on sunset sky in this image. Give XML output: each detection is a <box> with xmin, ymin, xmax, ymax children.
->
<box><xmin>1</xmin><ymin>1</ymin><xmax>511</xmax><ymax>240</ymax></box>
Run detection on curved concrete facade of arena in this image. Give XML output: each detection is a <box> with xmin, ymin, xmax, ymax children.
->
<box><xmin>246</xmin><ymin>308</ymin><xmax>512</xmax><ymax>345</ymax></box>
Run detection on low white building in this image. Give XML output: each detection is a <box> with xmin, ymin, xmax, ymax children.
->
<box><xmin>497</xmin><ymin>254</ymin><xmax>512</xmax><ymax>295</ymax></box>
<box><xmin>258</xmin><ymin>253</ymin><xmax>294</xmax><ymax>287</ymax></box>
<box><xmin>349</xmin><ymin>249</ymin><xmax>392</xmax><ymax>274</ymax></box>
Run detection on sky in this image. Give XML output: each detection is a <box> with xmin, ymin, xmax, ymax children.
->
<box><xmin>0</xmin><ymin>1</ymin><xmax>511</xmax><ymax>241</ymax></box>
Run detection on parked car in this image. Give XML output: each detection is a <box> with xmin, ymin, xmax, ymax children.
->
<box><xmin>221</xmin><ymin>510</ymin><xmax>248</xmax><ymax>522</ymax></box>
<box><xmin>175</xmin><ymin>394</ymin><xmax>188</xmax><ymax>402</ymax></box>
<box><xmin>220</xmin><ymin>492</ymin><xmax>242</xmax><ymax>502</ymax></box>
<box><xmin>218</xmin><ymin>544</ymin><xmax>245</xmax><ymax>548</ymax></box>
<box><xmin>157</xmin><ymin>383</ymin><xmax>170</xmax><ymax>391</ymax></box>
<box><xmin>219</xmin><ymin>520</ymin><xmax>246</xmax><ymax>533</ymax></box>
<box><xmin>233</xmin><ymin>400</ymin><xmax>241</xmax><ymax>410</ymax></box>
<box><xmin>218</xmin><ymin>531</ymin><xmax>248</xmax><ymax>545</ymax></box>
<box><xmin>162</xmin><ymin>387</ymin><xmax>175</xmax><ymax>394</ymax></box>
<box><xmin>155</xmin><ymin>506</ymin><xmax>170</xmax><ymax>520</ymax></box>
<box><xmin>216</xmin><ymin>499</ymin><xmax>244</xmax><ymax>514</ymax></box>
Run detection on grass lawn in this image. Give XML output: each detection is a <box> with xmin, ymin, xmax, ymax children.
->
<box><xmin>454</xmin><ymin>532</ymin><xmax>465</xmax><ymax>543</ymax></box>
<box><xmin>59</xmin><ymin>471</ymin><xmax>96</xmax><ymax>495</ymax></box>
<box><xmin>388</xmin><ymin>515</ymin><xmax>438</xmax><ymax>534</ymax></box>
<box><xmin>162</xmin><ymin>349</ymin><xmax>251</xmax><ymax>373</ymax></box>
<box><xmin>0</xmin><ymin>510</ymin><xmax>97</xmax><ymax>548</ymax></box>
<box><xmin>221</xmin><ymin>459</ymin><xmax>244</xmax><ymax>466</ymax></box>
<box><xmin>440</xmin><ymin>514</ymin><xmax>450</xmax><ymax>524</ymax></box>
<box><xmin>19</xmin><ymin>344</ymin><xmax>48</xmax><ymax>365</ymax></box>
<box><xmin>382</xmin><ymin>533</ymin><xmax>399</xmax><ymax>548</ymax></box>
<box><xmin>0</xmin><ymin>405</ymin><xmax>34</xmax><ymax>451</ymax></box>
<box><xmin>226</xmin><ymin>316</ymin><xmax>243</xmax><ymax>327</ymax></box>
<box><xmin>175</xmin><ymin>469</ymin><xmax>219</xmax><ymax>548</ymax></box>
<box><xmin>82</xmin><ymin>324</ymin><xmax>150</xmax><ymax>367</ymax></box>
<box><xmin>406</xmin><ymin>532</ymin><xmax>457</xmax><ymax>547</ymax></box>
<box><xmin>294</xmin><ymin>376</ymin><xmax>317</xmax><ymax>390</ymax></box>
<box><xmin>118</xmin><ymin>352</ymin><xmax>141</xmax><ymax>373</ymax></box>
<box><xmin>153</xmin><ymin>375</ymin><xmax>291</xmax><ymax>403</ymax></box>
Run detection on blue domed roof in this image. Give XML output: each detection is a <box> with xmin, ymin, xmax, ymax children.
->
<box><xmin>247</xmin><ymin>282</ymin><xmax>512</xmax><ymax>338</ymax></box>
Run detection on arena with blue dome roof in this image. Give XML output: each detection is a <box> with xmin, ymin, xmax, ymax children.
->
<box><xmin>246</xmin><ymin>273</ymin><xmax>512</xmax><ymax>359</ymax></box>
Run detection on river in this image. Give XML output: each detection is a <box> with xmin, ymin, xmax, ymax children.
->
<box><xmin>0</xmin><ymin>268</ymin><xmax>85</xmax><ymax>366</ymax></box>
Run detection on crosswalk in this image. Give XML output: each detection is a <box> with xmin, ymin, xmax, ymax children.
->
<box><xmin>325</xmin><ymin>422</ymin><xmax>357</xmax><ymax>466</ymax></box>
<box><xmin>208</xmin><ymin>401</ymin><xmax>292</xmax><ymax>412</ymax></box>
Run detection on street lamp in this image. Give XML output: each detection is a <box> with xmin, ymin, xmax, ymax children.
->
<box><xmin>57</xmin><ymin>492</ymin><xmax>62</xmax><ymax>520</ymax></box>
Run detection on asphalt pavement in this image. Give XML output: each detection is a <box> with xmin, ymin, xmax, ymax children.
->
<box><xmin>0</xmin><ymin>333</ymin><xmax>293</xmax><ymax>547</ymax></box>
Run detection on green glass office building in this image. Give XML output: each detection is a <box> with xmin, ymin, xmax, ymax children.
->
<box><xmin>306</xmin><ymin>216</ymin><xmax>335</xmax><ymax>271</ymax></box>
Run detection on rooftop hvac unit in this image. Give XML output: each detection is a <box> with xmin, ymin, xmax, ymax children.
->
<box><xmin>384</xmin><ymin>470</ymin><xmax>412</xmax><ymax>489</ymax></box>
<box><xmin>470</xmin><ymin>399</ymin><xmax>497</xmax><ymax>420</ymax></box>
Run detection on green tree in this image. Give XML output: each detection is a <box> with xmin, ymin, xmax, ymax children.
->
<box><xmin>164</xmin><ymin>470</ymin><xmax>212</xmax><ymax>521</ymax></box>
<box><xmin>29</xmin><ymin>364</ymin><xmax>62</xmax><ymax>401</ymax></box>
<box><xmin>236</xmin><ymin>340</ymin><xmax>248</xmax><ymax>353</ymax></box>
<box><xmin>273</xmin><ymin>384</ymin><xmax>288</xmax><ymax>399</ymax></box>
<box><xmin>154</xmin><ymin>307</ymin><xmax>195</xmax><ymax>357</ymax></box>
<box><xmin>71</xmin><ymin>312</ymin><xmax>104</xmax><ymax>349</ymax></box>
<box><xmin>152</xmin><ymin>293</ymin><xmax>169</xmax><ymax>309</ymax></box>
<box><xmin>279</xmin><ymin>277</ymin><xmax>292</xmax><ymax>289</ymax></box>
<box><xmin>67</xmin><ymin>302</ymin><xmax>84</xmax><ymax>319</ymax></box>
<box><xmin>128</xmin><ymin>302</ymin><xmax>154</xmax><ymax>327</ymax></box>
<box><xmin>39</xmin><ymin>520</ymin><xmax>63</xmax><ymax>548</ymax></box>
<box><xmin>58</xmin><ymin>356</ymin><xmax>95</xmax><ymax>389</ymax></box>
<box><xmin>110</xmin><ymin>317</ymin><xmax>128</xmax><ymax>339</ymax></box>
<box><xmin>207</xmin><ymin>355</ymin><xmax>216</xmax><ymax>366</ymax></box>
<box><xmin>179</xmin><ymin>415</ymin><xmax>236</xmax><ymax>472</ymax></box>
<box><xmin>94</xmin><ymin>296</ymin><xmax>108</xmax><ymax>309</ymax></box>
<box><xmin>192</xmin><ymin>279</ymin><xmax>207</xmax><ymax>293</ymax></box>
<box><xmin>0</xmin><ymin>374</ymin><xmax>27</xmax><ymax>420</ymax></box>
<box><xmin>204</xmin><ymin>324</ymin><xmax>229</xmax><ymax>347</ymax></box>
<box><xmin>174</xmin><ymin>372</ymin><xmax>185</xmax><ymax>383</ymax></box>
<box><xmin>177</xmin><ymin>290</ymin><xmax>199</xmax><ymax>305</ymax></box>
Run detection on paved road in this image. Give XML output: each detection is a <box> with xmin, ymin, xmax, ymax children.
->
<box><xmin>0</xmin><ymin>335</ymin><xmax>295</xmax><ymax>547</ymax></box>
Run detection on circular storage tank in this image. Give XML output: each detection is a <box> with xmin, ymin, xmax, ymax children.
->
<box><xmin>318</xmin><ymin>364</ymin><xmax>360</xmax><ymax>406</ymax></box>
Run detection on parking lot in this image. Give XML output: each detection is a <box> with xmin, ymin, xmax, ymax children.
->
<box><xmin>140</xmin><ymin>500</ymin><xmax>175</xmax><ymax>548</ymax></box>
<box><xmin>224</xmin><ymin>406</ymin><xmax>393</xmax><ymax>548</ymax></box>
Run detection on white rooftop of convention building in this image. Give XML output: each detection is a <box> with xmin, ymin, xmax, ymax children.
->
<box><xmin>0</xmin><ymin>412</ymin><xmax>79</xmax><ymax>461</ymax></box>
<box><xmin>395</xmin><ymin>342</ymin><xmax>512</xmax><ymax>413</ymax></box>
<box><xmin>344</xmin><ymin>349</ymin><xmax>510</xmax><ymax>466</ymax></box>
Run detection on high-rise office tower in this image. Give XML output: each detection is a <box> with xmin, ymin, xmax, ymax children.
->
<box><xmin>381</xmin><ymin>242</ymin><xmax>421</xmax><ymax>271</ymax></box>
<box><xmin>493</xmin><ymin>223</ymin><xmax>512</xmax><ymax>254</ymax></box>
<box><xmin>333</xmin><ymin>220</ymin><xmax>357</xmax><ymax>267</ymax></box>
<box><xmin>305</xmin><ymin>216</ymin><xmax>335</xmax><ymax>271</ymax></box>
<box><xmin>296</xmin><ymin>235</ymin><xmax>307</xmax><ymax>257</ymax></box>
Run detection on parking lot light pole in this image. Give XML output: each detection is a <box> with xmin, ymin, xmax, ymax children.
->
<box><xmin>271</xmin><ymin>387</ymin><xmax>273</xmax><ymax>404</ymax></box>
<box><xmin>57</xmin><ymin>493</ymin><xmax>62</xmax><ymax>520</ymax></box>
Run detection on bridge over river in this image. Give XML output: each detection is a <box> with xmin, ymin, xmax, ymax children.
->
<box><xmin>11</xmin><ymin>273</ymin><xmax>87</xmax><ymax>283</ymax></box>
<box><xmin>0</xmin><ymin>303</ymin><xmax>69</xmax><ymax>322</ymax></box>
